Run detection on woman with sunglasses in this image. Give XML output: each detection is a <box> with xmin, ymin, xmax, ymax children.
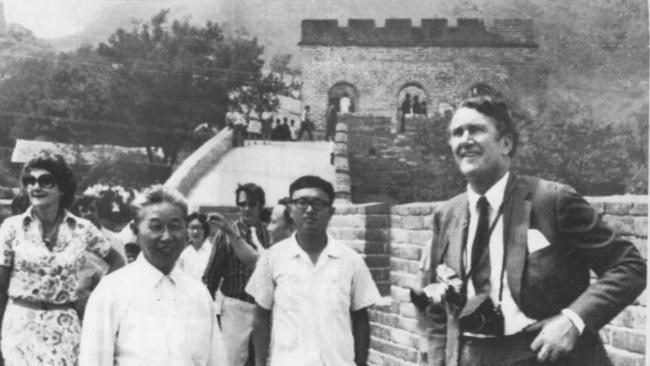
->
<box><xmin>0</xmin><ymin>152</ymin><xmax>124</xmax><ymax>365</ymax></box>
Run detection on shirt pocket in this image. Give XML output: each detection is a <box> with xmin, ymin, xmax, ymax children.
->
<box><xmin>274</xmin><ymin>272</ymin><xmax>302</xmax><ymax>312</ymax></box>
<box><xmin>326</xmin><ymin>278</ymin><xmax>350</xmax><ymax>313</ymax></box>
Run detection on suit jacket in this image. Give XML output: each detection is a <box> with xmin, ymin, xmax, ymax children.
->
<box><xmin>428</xmin><ymin>174</ymin><xmax>646</xmax><ymax>366</ymax></box>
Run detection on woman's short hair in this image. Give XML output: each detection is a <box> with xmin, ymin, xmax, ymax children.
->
<box><xmin>130</xmin><ymin>185</ymin><xmax>188</xmax><ymax>225</ymax></box>
<box><xmin>186</xmin><ymin>212</ymin><xmax>209</xmax><ymax>239</ymax></box>
<box><xmin>22</xmin><ymin>152</ymin><xmax>77</xmax><ymax>209</ymax></box>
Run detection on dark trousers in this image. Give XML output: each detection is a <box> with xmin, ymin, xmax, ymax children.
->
<box><xmin>297</xmin><ymin>121</ymin><xmax>314</xmax><ymax>141</ymax></box>
<box><xmin>458</xmin><ymin>330</ymin><xmax>612</xmax><ymax>366</ymax></box>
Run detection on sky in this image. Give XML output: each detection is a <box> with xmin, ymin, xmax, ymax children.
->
<box><xmin>4</xmin><ymin>0</ymin><xmax>108</xmax><ymax>38</ymax></box>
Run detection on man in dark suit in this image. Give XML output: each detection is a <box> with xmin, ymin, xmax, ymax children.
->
<box><xmin>419</xmin><ymin>95</ymin><xmax>646</xmax><ymax>366</ymax></box>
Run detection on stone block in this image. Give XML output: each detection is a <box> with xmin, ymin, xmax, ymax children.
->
<box><xmin>396</xmin><ymin>315</ymin><xmax>420</xmax><ymax>334</ymax></box>
<box><xmin>366</xmin><ymin>254</ymin><xmax>391</xmax><ymax>268</ymax></box>
<box><xmin>402</xmin><ymin>216</ymin><xmax>425</xmax><ymax>230</ymax></box>
<box><xmin>610</xmin><ymin>327</ymin><xmax>645</xmax><ymax>354</ymax></box>
<box><xmin>603</xmin><ymin>215</ymin><xmax>635</xmax><ymax>236</ymax></box>
<box><xmin>391</xmin><ymin>272</ymin><xmax>418</xmax><ymax>289</ymax></box>
<box><xmin>409</xmin><ymin>230</ymin><xmax>432</xmax><ymax>246</ymax></box>
<box><xmin>366</xmin><ymin>228</ymin><xmax>391</xmax><ymax>242</ymax></box>
<box><xmin>609</xmin><ymin>306</ymin><xmax>645</xmax><ymax>330</ymax></box>
<box><xmin>606</xmin><ymin>202</ymin><xmax>633</xmax><ymax>215</ymax></box>
<box><xmin>390</xmin><ymin>257</ymin><xmax>419</xmax><ymax>274</ymax></box>
<box><xmin>391</xmin><ymin>286</ymin><xmax>412</xmax><ymax>303</ymax></box>
<box><xmin>629</xmin><ymin>202</ymin><xmax>648</xmax><ymax>216</ymax></box>
<box><xmin>367</xmin><ymin>214</ymin><xmax>391</xmax><ymax>229</ymax></box>
<box><xmin>605</xmin><ymin>346</ymin><xmax>645</xmax><ymax>366</ymax></box>
<box><xmin>633</xmin><ymin>217</ymin><xmax>647</xmax><ymax>237</ymax></box>
<box><xmin>391</xmin><ymin>229</ymin><xmax>410</xmax><ymax>244</ymax></box>
<box><xmin>391</xmin><ymin>328</ymin><xmax>420</xmax><ymax>349</ymax></box>
<box><xmin>371</xmin><ymin>323</ymin><xmax>392</xmax><ymax>341</ymax></box>
<box><xmin>391</xmin><ymin>244</ymin><xmax>422</xmax><ymax>260</ymax></box>
<box><xmin>366</xmin><ymin>241</ymin><xmax>390</xmax><ymax>254</ymax></box>
<box><xmin>399</xmin><ymin>301</ymin><xmax>417</xmax><ymax>319</ymax></box>
<box><xmin>371</xmin><ymin>268</ymin><xmax>391</xmax><ymax>282</ymax></box>
<box><xmin>369</xmin><ymin>337</ymin><xmax>419</xmax><ymax>364</ymax></box>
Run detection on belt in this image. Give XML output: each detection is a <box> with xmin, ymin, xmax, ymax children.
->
<box><xmin>10</xmin><ymin>298</ymin><xmax>76</xmax><ymax>311</ymax></box>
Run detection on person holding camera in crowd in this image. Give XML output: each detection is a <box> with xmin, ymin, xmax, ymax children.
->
<box><xmin>412</xmin><ymin>95</ymin><xmax>646</xmax><ymax>366</ymax></box>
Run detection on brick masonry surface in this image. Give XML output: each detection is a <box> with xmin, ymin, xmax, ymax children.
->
<box><xmin>300</xmin><ymin>45</ymin><xmax>541</xmax><ymax>127</ymax></box>
<box><xmin>328</xmin><ymin>196</ymin><xmax>648</xmax><ymax>366</ymax></box>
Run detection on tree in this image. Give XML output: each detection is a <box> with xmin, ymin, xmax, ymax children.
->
<box><xmin>96</xmin><ymin>10</ymin><xmax>273</xmax><ymax>165</ymax></box>
<box><xmin>0</xmin><ymin>10</ymin><xmax>286</xmax><ymax>166</ymax></box>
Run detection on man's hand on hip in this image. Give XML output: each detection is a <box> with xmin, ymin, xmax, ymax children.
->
<box><xmin>530</xmin><ymin>314</ymin><xmax>580</xmax><ymax>362</ymax></box>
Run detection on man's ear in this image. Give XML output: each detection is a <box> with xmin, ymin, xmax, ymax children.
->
<box><xmin>501</xmin><ymin>134</ymin><xmax>514</xmax><ymax>156</ymax></box>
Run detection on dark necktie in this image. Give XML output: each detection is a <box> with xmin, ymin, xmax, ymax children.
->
<box><xmin>471</xmin><ymin>196</ymin><xmax>491</xmax><ymax>293</ymax></box>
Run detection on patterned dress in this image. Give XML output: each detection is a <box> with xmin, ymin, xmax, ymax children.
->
<box><xmin>0</xmin><ymin>207</ymin><xmax>110</xmax><ymax>366</ymax></box>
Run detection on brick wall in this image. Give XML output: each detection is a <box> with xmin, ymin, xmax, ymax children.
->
<box><xmin>300</xmin><ymin>45</ymin><xmax>541</xmax><ymax>126</ymax></box>
<box><xmin>329</xmin><ymin>196</ymin><xmax>647</xmax><ymax>366</ymax></box>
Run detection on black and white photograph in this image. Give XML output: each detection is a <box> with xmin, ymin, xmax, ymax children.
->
<box><xmin>0</xmin><ymin>0</ymin><xmax>646</xmax><ymax>365</ymax></box>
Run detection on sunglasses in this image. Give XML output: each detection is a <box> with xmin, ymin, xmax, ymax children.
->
<box><xmin>237</xmin><ymin>201</ymin><xmax>259</xmax><ymax>208</ymax></box>
<box><xmin>21</xmin><ymin>174</ymin><xmax>57</xmax><ymax>189</ymax></box>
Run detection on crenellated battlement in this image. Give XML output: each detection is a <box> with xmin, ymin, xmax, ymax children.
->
<box><xmin>300</xmin><ymin>18</ymin><xmax>536</xmax><ymax>47</ymax></box>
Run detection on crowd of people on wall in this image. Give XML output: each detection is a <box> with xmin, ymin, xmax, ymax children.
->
<box><xmin>0</xmin><ymin>92</ymin><xmax>645</xmax><ymax>366</ymax></box>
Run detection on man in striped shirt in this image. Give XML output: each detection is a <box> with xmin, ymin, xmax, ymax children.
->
<box><xmin>203</xmin><ymin>183</ymin><xmax>270</xmax><ymax>366</ymax></box>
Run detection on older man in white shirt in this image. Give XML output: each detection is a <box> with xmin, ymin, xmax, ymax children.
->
<box><xmin>79</xmin><ymin>185</ymin><xmax>227</xmax><ymax>366</ymax></box>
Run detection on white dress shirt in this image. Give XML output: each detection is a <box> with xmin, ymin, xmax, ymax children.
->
<box><xmin>465</xmin><ymin>172</ymin><xmax>537</xmax><ymax>335</ymax></box>
<box><xmin>246</xmin><ymin>235</ymin><xmax>380</xmax><ymax>366</ymax></box>
<box><xmin>79</xmin><ymin>256</ymin><xmax>227</xmax><ymax>366</ymax></box>
<box><xmin>177</xmin><ymin>239</ymin><xmax>213</xmax><ymax>280</ymax></box>
<box><xmin>465</xmin><ymin>172</ymin><xmax>584</xmax><ymax>335</ymax></box>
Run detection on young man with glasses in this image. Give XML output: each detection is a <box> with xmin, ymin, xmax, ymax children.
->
<box><xmin>203</xmin><ymin>183</ymin><xmax>270</xmax><ymax>366</ymax></box>
<box><xmin>246</xmin><ymin>175</ymin><xmax>380</xmax><ymax>366</ymax></box>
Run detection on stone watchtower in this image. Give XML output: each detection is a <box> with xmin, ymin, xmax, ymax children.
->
<box><xmin>299</xmin><ymin>18</ymin><xmax>541</xmax><ymax>203</ymax></box>
<box><xmin>299</xmin><ymin>18</ymin><xmax>540</xmax><ymax>130</ymax></box>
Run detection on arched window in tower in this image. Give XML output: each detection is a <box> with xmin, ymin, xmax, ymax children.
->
<box><xmin>397</xmin><ymin>84</ymin><xmax>428</xmax><ymax>133</ymax></box>
<box><xmin>328</xmin><ymin>82</ymin><xmax>359</xmax><ymax>114</ymax></box>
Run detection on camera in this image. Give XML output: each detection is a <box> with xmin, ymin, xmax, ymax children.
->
<box><xmin>458</xmin><ymin>293</ymin><xmax>504</xmax><ymax>336</ymax></box>
<box><xmin>409</xmin><ymin>264</ymin><xmax>466</xmax><ymax>310</ymax></box>
<box><xmin>435</xmin><ymin>264</ymin><xmax>465</xmax><ymax>307</ymax></box>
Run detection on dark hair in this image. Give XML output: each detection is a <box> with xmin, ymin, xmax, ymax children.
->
<box><xmin>289</xmin><ymin>175</ymin><xmax>335</xmax><ymax>204</ymax></box>
<box><xmin>124</xmin><ymin>242</ymin><xmax>141</xmax><ymax>256</ymax></box>
<box><xmin>73</xmin><ymin>195</ymin><xmax>98</xmax><ymax>217</ymax></box>
<box><xmin>277</xmin><ymin>198</ymin><xmax>295</xmax><ymax>226</ymax></box>
<box><xmin>186</xmin><ymin>212</ymin><xmax>209</xmax><ymax>238</ymax></box>
<box><xmin>22</xmin><ymin>152</ymin><xmax>77</xmax><ymax>209</ymax></box>
<box><xmin>458</xmin><ymin>95</ymin><xmax>519</xmax><ymax>156</ymax></box>
<box><xmin>235</xmin><ymin>183</ymin><xmax>266</xmax><ymax>207</ymax></box>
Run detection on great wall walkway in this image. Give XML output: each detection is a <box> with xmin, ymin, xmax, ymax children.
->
<box><xmin>166</xmin><ymin>128</ymin><xmax>336</xmax><ymax>210</ymax></box>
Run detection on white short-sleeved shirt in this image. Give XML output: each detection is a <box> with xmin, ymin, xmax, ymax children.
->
<box><xmin>177</xmin><ymin>239</ymin><xmax>213</xmax><ymax>281</ymax></box>
<box><xmin>79</xmin><ymin>256</ymin><xmax>227</xmax><ymax>366</ymax></box>
<box><xmin>246</xmin><ymin>234</ymin><xmax>380</xmax><ymax>366</ymax></box>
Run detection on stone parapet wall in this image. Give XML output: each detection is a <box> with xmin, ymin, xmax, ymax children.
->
<box><xmin>329</xmin><ymin>197</ymin><xmax>648</xmax><ymax>366</ymax></box>
<box><xmin>300</xmin><ymin>18</ymin><xmax>536</xmax><ymax>47</ymax></box>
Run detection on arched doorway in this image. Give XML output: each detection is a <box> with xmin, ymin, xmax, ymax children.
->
<box><xmin>328</xmin><ymin>82</ymin><xmax>359</xmax><ymax>114</ymax></box>
<box><xmin>397</xmin><ymin>83</ymin><xmax>428</xmax><ymax>133</ymax></box>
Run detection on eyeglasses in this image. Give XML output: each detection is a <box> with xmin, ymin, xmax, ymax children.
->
<box><xmin>290</xmin><ymin>198</ymin><xmax>330</xmax><ymax>211</ymax></box>
<box><xmin>237</xmin><ymin>201</ymin><xmax>259</xmax><ymax>208</ymax></box>
<box><xmin>22</xmin><ymin>174</ymin><xmax>56</xmax><ymax>189</ymax></box>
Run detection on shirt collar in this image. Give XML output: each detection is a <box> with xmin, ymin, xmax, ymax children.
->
<box><xmin>467</xmin><ymin>171</ymin><xmax>510</xmax><ymax>213</ymax></box>
<box><xmin>285</xmin><ymin>233</ymin><xmax>341</xmax><ymax>259</ymax></box>
<box><xmin>22</xmin><ymin>206</ymin><xmax>77</xmax><ymax>227</ymax></box>
<box><xmin>134</xmin><ymin>254</ymin><xmax>182</xmax><ymax>287</ymax></box>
